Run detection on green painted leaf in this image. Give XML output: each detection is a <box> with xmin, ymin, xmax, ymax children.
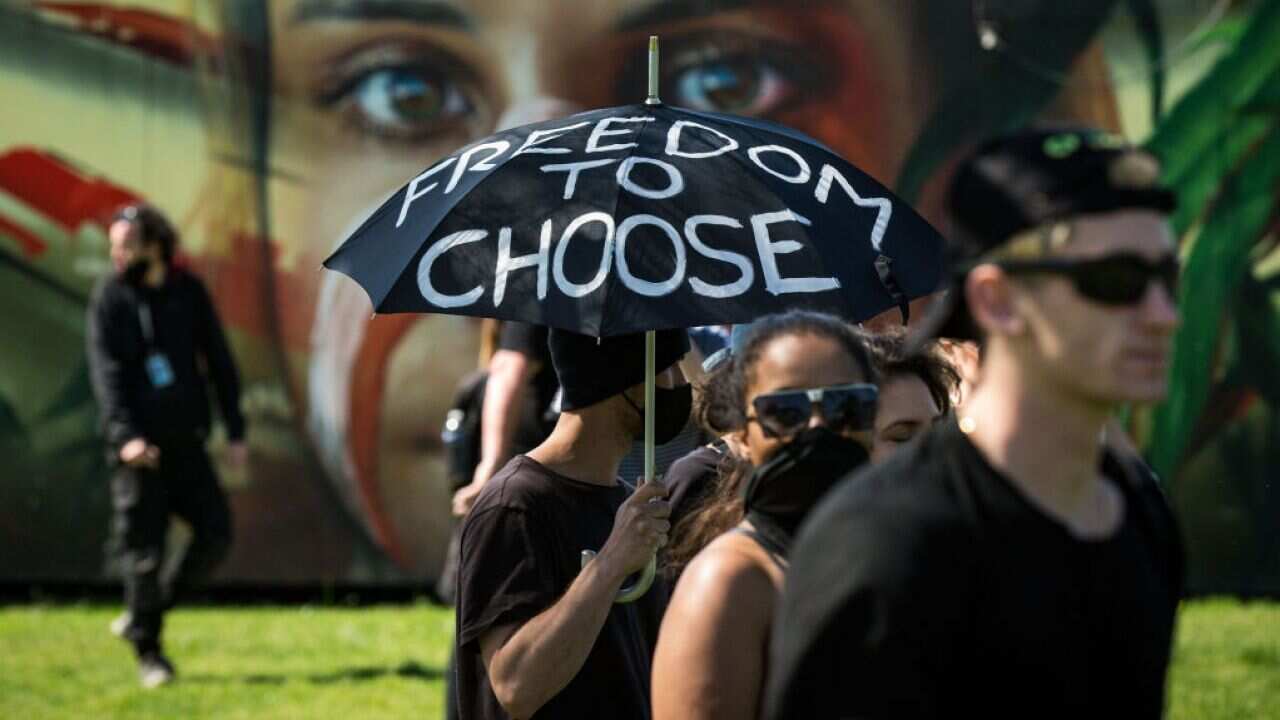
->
<box><xmin>1146</xmin><ymin>0</ymin><xmax>1280</xmax><ymax>187</ymax></box>
<box><xmin>1148</xmin><ymin>125</ymin><xmax>1280</xmax><ymax>480</ymax></box>
<box><xmin>1231</xmin><ymin>274</ymin><xmax>1280</xmax><ymax>408</ymax></box>
<box><xmin>1167</xmin><ymin>109</ymin><xmax>1274</xmax><ymax>235</ymax></box>
<box><xmin>1124</xmin><ymin>0</ymin><xmax>1165</xmax><ymax>123</ymax></box>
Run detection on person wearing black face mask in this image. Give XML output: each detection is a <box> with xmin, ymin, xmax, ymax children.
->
<box><xmin>86</xmin><ymin>204</ymin><xmax>247</xmax><ymax>689</ymax></box>
<box><xmin>651</xmin><ymin>311</ymin><xmax>877</xmax><ymax>720</ymax></box>
<box><xmin>455</xmin><ymin>328</ymin><xmax>691</xmax><ymax>720</ymax></box>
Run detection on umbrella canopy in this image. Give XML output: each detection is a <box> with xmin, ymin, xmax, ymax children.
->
<box><xmin>323</xmin><ymin>104</ymin><xmax>945</xmax><ymax>336</ymax></box>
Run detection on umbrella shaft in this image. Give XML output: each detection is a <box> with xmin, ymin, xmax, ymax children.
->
<box><xmin>646</xmin><ymin>35</ymin><xmax>660</xmax><ymax>105</ymax></box>
<box><xmin>645</xmin><ymin>330</ymin><xmax>655</xmax><ymax>484</ymax></box>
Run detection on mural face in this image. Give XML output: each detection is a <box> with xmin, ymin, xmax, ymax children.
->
<box><xmin>2</xmin><ymin>0</ymin><xmax>1277</xmax><ymax>593</ymax></box>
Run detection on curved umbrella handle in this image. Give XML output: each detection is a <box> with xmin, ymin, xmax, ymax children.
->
<box><xmin>580</xmin><ymin>550</ymin><xmax>658</xmax><ymax>604</ymax></box>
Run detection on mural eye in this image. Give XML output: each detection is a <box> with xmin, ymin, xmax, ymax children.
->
<box><xmin>317</xmin><ymin>50</ymin><xmax>480</xmax><ymax>144</ymax></box>
<box><xmin>342</xmin><ymin>65</ymin><xmax>472</xmax><ymax>138</ymax></box>
<box><xmin>667</xmin><ymin>55</ymin><xmax>792</xmax><ymax>115</ymax></box>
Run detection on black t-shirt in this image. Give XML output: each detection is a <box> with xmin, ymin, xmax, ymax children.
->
<box><xmin>765</xmin><ymin>420</ymin><xmax>1184</xmax><ymax>720</ymax></box>
<box><xmin>658</xmin><ymin>442</ymin><xmax>731</xmax><ymax>584</ymax></box>
<box><xmin>497</xmin><ymin>323</ymin><xmax>558</xmax><ymax>454</ymax></box>
<box><xmin>662</xmin><ymin>442</ymin><xmax>725</xmax><ymax>528</ymax></box>
<box><xmin>456</xmin><ymin>456</ymin><xmax>667</xmax><ymax>720</ymax></box>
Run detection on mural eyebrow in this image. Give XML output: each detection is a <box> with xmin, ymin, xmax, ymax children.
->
<box><xmin>613</xmin><ymin>0</ymin><xmax>768</xmax><ymax>32</ymax></box>
<box><xmin>289</xmin><ymin>0</ymin><xmax>475</xmax><ymax>31</ymax></box>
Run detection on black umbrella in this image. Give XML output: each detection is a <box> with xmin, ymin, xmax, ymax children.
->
<box><xmin>323</xmin><ymin>88</ymin><xmax>942</xmax><ymax>334</ymax></box>
<box><xmin>324</xmin><ymin>38</ymin><xmax>944</xmax><ymax>600</ymax></box>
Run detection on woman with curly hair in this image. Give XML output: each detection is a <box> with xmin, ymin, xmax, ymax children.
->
<box><xmin>652</xmin><ymin>311</ymin><xmax>879</xmax><ymax>720</ymax></box>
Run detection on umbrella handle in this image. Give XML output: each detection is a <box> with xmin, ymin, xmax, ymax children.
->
<box><xmin>580</xmin><ymin>550</ymin><xmax>658</xmax><ymax>604</ymax></box>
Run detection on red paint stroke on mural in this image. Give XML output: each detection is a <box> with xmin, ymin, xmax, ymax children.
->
<box><xmin>34</xmin><ymin>2</ymin><xmax>220</xmax><ymax>67</ymax></box>
<box><xmin>0</xmin><ymin>147</ymin><xmax>142</xmax><ymax>256</ymax></box>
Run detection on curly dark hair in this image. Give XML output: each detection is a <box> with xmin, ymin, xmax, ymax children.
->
<box><xmin>691</xmin><ymin>356</ymin><xmax>745</xmax><ymax>437</ymax></box>
<box><xmin>858</xmin><ymin>328</ymin><xmax>960</xmax><ymax>416</ymax></box>
<box><xmin>112</xmin><ymin>204</ymin><xmax>178</xmax><ymax>264</ymax></box>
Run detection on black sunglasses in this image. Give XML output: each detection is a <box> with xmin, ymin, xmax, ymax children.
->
<box><xmin>747</xmin><ymin>383</ymin><xmax>879</xmax><ymax>440</ymax></box>
<box><xmin>998</xmin><ymin>253</ymin><xmax>1179</xmax><ymax>306</ymax></box>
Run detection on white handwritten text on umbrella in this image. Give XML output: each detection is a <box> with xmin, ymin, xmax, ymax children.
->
<box><xmin>395</xmin><ymin>116</ymin><xmax>893</xmax><ymax>309</ymax></box>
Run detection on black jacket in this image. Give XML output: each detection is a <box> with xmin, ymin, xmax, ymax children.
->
<box><xmin>86</xmin><ymin>267</ymin><xmax>245</xmax><ymax>451</ymax></box>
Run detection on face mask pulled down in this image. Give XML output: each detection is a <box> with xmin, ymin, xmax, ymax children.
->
<box><xmin>742</xmin><ymin>426</ymin><xmax>870</xmax><ymax>551</ymax></box>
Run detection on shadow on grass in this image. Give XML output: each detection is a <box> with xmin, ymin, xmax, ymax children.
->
<box><xmin>184</xmin><ymin>660</ymin><xmax>442</xmax><ymax>685</ymax></box>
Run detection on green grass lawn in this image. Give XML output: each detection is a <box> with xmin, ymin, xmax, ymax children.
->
<box><xmin>0</xmin><ymin>598</ymin><xmax>1276</xmax><ymax>718</ymax></box>
<box><xmin>0</xmin><ymin>602</ymin><xmax>454</xmax><ymax>719</ymax></box>
<box><xmin>1167</xmin><ymin>598</ymin><xmax>1280</xmax><ymax>719</ymax></box>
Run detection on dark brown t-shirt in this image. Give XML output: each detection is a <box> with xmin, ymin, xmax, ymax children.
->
<box><xmin>456</xmin><ymin>456</ymin><xmax>667</xmax><ymax>720</ymax></box>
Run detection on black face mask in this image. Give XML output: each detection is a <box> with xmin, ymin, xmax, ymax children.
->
<box><xmin>742</xmin><ymin>426</ymin><xmax>870</xmax><ymax>545</ymax></box>
<box><xmin>121</xmin><ymin>257</ymin><xmax>150</xmax><ymax>286</ymax></box>
<box><xmin>625</xmin><ymin>384</ymin><xmax>693</xmax><ymax>445</ymax></box>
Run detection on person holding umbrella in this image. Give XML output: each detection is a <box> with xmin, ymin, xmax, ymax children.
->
<box><xmin>455</xmin><ymin>328</ymin><xmax>690</xmax><ymax>719</ymax></box>
<box><xmin>764</xmin><ymin>128</ymin><xmax>1185</xmax><ymax>719</ymax></box>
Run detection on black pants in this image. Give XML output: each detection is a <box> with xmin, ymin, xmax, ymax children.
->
<box><xmin>110</xmin><ymin>442</ymin><xmax>231</xmax><ymax>655</ymax></box>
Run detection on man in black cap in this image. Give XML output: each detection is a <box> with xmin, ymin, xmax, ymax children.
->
<box><xmin>764</xmin><ymin>128</ymin><xmax>1185</xmax><ymax>719</ymax></box>
<box><xmin>455</xmin><ymin>328</ymin><xmax>692</xmax><ymax>720</ymax></box>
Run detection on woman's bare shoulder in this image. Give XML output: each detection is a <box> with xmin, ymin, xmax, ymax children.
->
<box><xmin>669</xmin><ymin>531</ymin><xmax>780</xmax><ymax>618</ymax></box>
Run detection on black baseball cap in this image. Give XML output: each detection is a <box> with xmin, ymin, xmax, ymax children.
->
<box><xmin>549</xmin><ymin>328</ymin><xmax>690</xmax><ymax>411</ymax></box>
<box><xmin>916</xmin><ymin>127</ymin><xmax>1178</xmax><ymax>342</ymax></box>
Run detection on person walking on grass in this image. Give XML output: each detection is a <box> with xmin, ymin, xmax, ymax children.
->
<box><xmin>766</xmin><ymin>128</ymin><xmax>1185</xmax><ymax>720</ymax></box>
<box><xmin>87</xmin><ymin>204</ymin><xmax>247</xmax><ymax>688</ymax></box>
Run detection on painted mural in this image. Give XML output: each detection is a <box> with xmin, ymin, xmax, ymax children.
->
<box><xmin>1</xmin><ymin>0</ymin><xmax>1276</xmax><ymax>592</ymax></box>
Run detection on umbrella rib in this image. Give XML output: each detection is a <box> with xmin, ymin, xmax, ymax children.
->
<box><xmin>597</xmin><ymin>104</ymin><xmax>658</xmax><ymax>338</ymax></box>
<box><xmin>669</xmin><ymin>112</ymin><xmax>843</xmax><ymax>305</ymax></box>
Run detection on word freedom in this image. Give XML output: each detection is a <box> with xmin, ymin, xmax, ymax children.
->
<box><xmin>397</xmin><ymin>115</ymin><xmax>893</xmax><ymax>308</ymax></box>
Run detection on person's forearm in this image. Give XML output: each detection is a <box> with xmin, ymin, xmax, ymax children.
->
<box><xmin>488</xmin><ymin>552</ymin><xmax>627</xmax><ymax>718</ymax></box>
<box><xmin>478</xmin><ymin>351</ymin><xmax>533</xmax><ymax>469</ymax></box>
<box><xmin>479</xmin><ymin>378</ymin><xmax>525</xmax><ymax>467</ymax></box>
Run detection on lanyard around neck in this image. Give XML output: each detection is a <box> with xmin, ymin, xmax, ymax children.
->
<box><xmin>138</xmin><ymin>302</ymin><xmax>156</xmax><ymax>347</ymax></box>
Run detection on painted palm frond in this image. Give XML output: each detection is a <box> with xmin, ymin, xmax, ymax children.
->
<box><xmin>1144</xmin><ymin>0</ymin><xmax>1280</xmax><ymax>481</ymax></box>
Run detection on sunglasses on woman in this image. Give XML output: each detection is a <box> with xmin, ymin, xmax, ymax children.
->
<box><xmin>748</xmin><ymin>383</ymin><xmax>879</xmax><ymax>440</ymax></box>
<box><xmin>997</xmin><ymin>253</ymin><xmax>1179</xmax><ymax>306</ymax></box>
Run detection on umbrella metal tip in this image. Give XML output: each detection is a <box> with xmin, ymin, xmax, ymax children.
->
<box><xmin>649</xmin><ymin>35</ymin><xmax>658</xmax><ymax>51</ymax></box>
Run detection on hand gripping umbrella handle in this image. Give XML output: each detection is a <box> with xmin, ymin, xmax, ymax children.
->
<box><xmin>578</xmin><ymin>327</ymin><xmax>660</xmax><ymax>602</ymax></box>
<box><xmin>580</xmin><ymin>550</ymin><xmax>658</xmax><ymax>604</ymax></box>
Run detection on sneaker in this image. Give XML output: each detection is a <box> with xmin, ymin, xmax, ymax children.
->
<box><xmin>110</xmin><ymin>611</ymin><xmax>132</xmax><ymax>638</ymax></box>
<box><xmin>138</xmin><ymin>653</ymin><xmax>176</xmax><ymax>689</ymax></box>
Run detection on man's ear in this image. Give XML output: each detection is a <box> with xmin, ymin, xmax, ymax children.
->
<box><xmin>965</xmin><ymin>265</ymin><xmax>1025</xmax><ymax>338</ymax></box>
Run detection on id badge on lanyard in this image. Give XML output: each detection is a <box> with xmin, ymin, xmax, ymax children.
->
<box><xmin>139</xmin><ymin>303</ymin><xmax>175</xmax><ymax>389</ymax></box>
